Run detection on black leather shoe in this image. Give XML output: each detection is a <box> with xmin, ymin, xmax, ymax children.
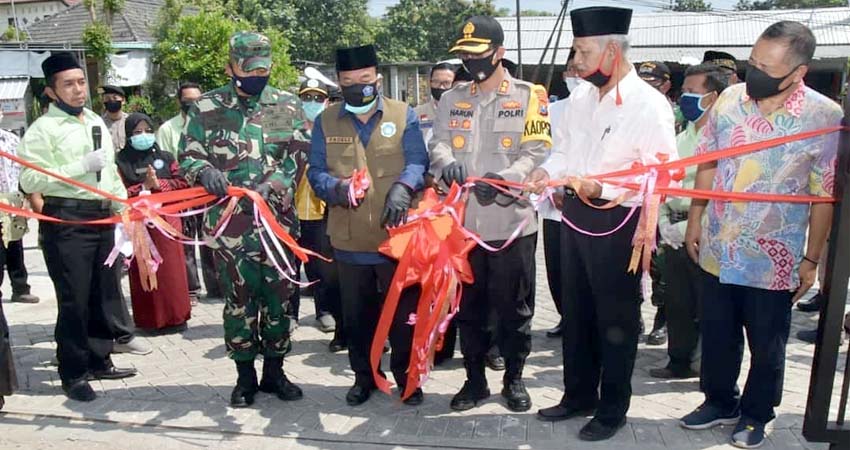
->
<box><xmin>62</xmin><ymin>379</ymin><xmax>97</xmax><ymax>402</ymax></box>
<box><xmin>485</xmin><ymin>354</ymin><xmax>505</xmax><ymax>371</ymax></box>
<box><xmin>346</xmin><ymin>384</ymin><xmax>374</xmax><ymax>406</ymax></box>
<box><xmin>328</xmin><ymin>337</ymin><xmax>347</xmax><ymax>353</ymax></box>
<box><xmin>259</xmin><ymin>374</ymin><xmax>303</xmax><ymax>401</ymax></box>
<box><xmin>646</xmin><ymin>326</ymin><xmax>668</xmax><ymax>346</ymax></box>
<box><xmin>579</xmin><ymin>417</ymin><xmax>627</xmax><ymax>441</ymax></box>
<box><xmin>88</xmin><ymin>366</ymin><xmax>137</xmax><ymax>380</ymax></box>
<box><xmin>649</xmin><ymin>366</ymin><xmax>699</xmax><ymax>379</ymax></box>
<box><xmin>537</xmin><ymin>403</ymin><xmax>595</xmax><ymax>422</ymax></box>
<box><xmin>797</xmin><ymin>293</ymin><xmax>822</xmax><ymax>312</ymax></box>
<box><xmin>230</xmin><ymin>384</ymin><xmax>257</xmax><ymax>407</ymax></box>
<box><xmin>501</xmin><ymin>379</ymin><xmax>531</xmax><ymax>412</ymax></box>
<box><xmin>402</xmin><ymin>388</ymin><xmax>424</xmax><ymax>406</ymax></box>
<box><xmin>450</xmin><ymin>381</ymin><xmax>490</xmax><ymax>411</ymax></box>
<box><xmin>545</xmin><ymin>325</ymin><xmax>563</xmax><ymax>338</ymax></box>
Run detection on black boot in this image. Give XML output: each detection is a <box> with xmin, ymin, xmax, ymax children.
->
<box><xmin>230</xmin><ymin>360</ymin><xmax>258</xmax><ymax>407</ymax></box>
<box><xmin>501</xmin><ymin>359</ymin><xmax>531</xmax><ymax>412</ymax></box>
<box><xmin>450</xmin><ymin>359</ymin><xmax>490</xmax><ymax>411</ymax></box>
<box><xmin>259</xmin><ymin>356</ymin><xmax>303</xmax><ymax>401</ymax></box>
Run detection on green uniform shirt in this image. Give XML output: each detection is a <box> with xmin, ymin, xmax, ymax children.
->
<box><xmin>156</xmin><ymin>113</ymin><xmax>187</xmax><ymax>158</ymax></box>
<box><xmin>18</xmin><ymin>104</ymin><xmax>127</xmax><ymax>205</ymax></box>
<box><xmin>659</xmin><ymin>121</ymin><xmax>700</xmax><ymax>234</ymax></box>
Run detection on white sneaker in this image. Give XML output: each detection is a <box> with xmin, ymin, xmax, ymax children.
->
<box><xmin>113</xmin><ymin>337</ymin><xmax>153</xmax><ymax>355</ymax></box>
<box><xmin>316</xmin><ymin>314</ymin><xmax>336</xmax><ymax>333</ymax></box>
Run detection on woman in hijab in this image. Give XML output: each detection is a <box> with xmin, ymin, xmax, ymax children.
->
<box><xmin>116</xmin><ymin>112</ymin><xmax>191</xmax><ymax>331</ymax></box>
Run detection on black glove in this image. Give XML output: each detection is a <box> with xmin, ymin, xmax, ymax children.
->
<box><xmin>199</xmin><ymin>167</ymin><xmax>228</xmax><ymax>198</ymax></box>
<box><xmin>381</xmin><ymin>182</ymin><xmax>414</xmax><ymax>228</ymax></box>
<box><xmin>332</xmin><ymin>179</ymin><xmax>352</xmax><ymax>208</ymax></box>
<box><xmin>441</xmin><ymin>161</ymin><xmax>467</xmax><ymax>187</ymax></box>
<box><xmin>255</xmin><ymin>182</ymin><xmax>273</xmax><ymax>201</ymax></box>
<box><xmin>474</xmin><ymin>172</ymin><xmax>503</xmax><ymax>206</ymax></box>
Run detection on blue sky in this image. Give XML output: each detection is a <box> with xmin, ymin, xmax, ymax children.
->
<box><xmin>368</xmin><ymin>0</ymin><xmax>741</xmax><ymax>16</ymax></box>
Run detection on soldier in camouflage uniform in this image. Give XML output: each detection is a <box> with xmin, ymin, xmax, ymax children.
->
<box><xmin>180</xmin><ymin>32</ymin><xmax>308</xmax><ymax>408</ymax></box>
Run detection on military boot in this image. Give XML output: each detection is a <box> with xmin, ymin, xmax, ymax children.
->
<box><xmin>450</xmin><ymin>358</ymin><xmax>490</xmax><ymax>411</ymax></box>
<box><xmin>259</xmin><ymin>356</ymin><xmax>303</xmax><ymax>401</ymax></box>
<box><xmin>502</xmin><ymin>358</ymin><xmax>531</xmax><ymax>412</ymax></box>
<box><xmin>231</xmin><ymin>360</ymin><xmax>258</xmax><ymax>407</ymax></box>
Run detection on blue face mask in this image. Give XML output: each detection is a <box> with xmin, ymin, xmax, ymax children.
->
<box><xmin>678</xmin><ymin>92</ymin><xmax>712</xmax><ymax>123</ymax></box>
<box><xmin>302</xmin><ymin>100</ymin><xmax>327</xmax><ymax>122</ymax></box>
<box><xmin>344</xmin><ymin>98</ymin><xmax>377</xmax><ymax>115</ymax></box>
<box><xmin>130</xmin><ymin>133</ymin><xmax>156</xmax><ymax>151</ymax></box>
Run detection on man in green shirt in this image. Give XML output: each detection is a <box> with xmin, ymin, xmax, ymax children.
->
<box><xmin>18</xmin><ymin>52</ymin><xmax>136</xmax><ymax>402</ymax></box>
<box><xmin>157</xmin><ymin>82</ymin><xmax>202</xmax><ymax>158</ymax></box>
<box><xmin>649</xmin><ymin>63</ymin><xmax>728</xmax><ymax>380</ymax></box>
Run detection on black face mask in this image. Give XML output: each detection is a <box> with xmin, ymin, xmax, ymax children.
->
<box><xmin>180</xmin><ymin>100</ymin><xmax>193</xmax><ymax>114</ymax></box>
<box><xmin>54</xmin><ymin>96</ymin><xmax>84</xmax><ymax>116</ymax></box>
<box><xmin>463</xmin><ymin>56</ymin><xmax>500</xmax><ymax>82</ymax></box>
<box><xmin>582</xmin><ymin>53</ymin><xmax>614</xmax><ymax>88</ymax></box>
<box><xmin>745</xmin><ymin>65</ymin><xmax>798</xmax><ymax>100</ymax></box>
<box><xmin>104</xmin><ymin>100</ymin><xmax>122</xmax><ymax>113</ymax></box>
<box><xmin>431</xmin><ymin>87</ymin><xmax>448</xmax><ymax>102</ymax></box>
<box><xmin>341</xmin><ymin>81</ymin><xmax>379</xmax><ymax>107</ymax></box>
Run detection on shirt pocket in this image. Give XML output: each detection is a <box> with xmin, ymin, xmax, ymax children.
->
<box><xmin>449</xmin><ymin>129</ymin><xmax>473</xmax><ymax>155</ymax></box>
<box><xmin>493</xmin><ymin>116</ymin><xmax>523</xmax><ymax>155</ymax></box>
<box><xmin>370</xmin><ymin>141</ymin><xmax>405</xmax><ymax>179</ymax></box>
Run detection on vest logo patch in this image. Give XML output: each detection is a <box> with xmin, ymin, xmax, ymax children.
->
<box><xmin>449</xmin><ymin>119</ymin><xmax>459</xmax><ymax>129</ymax></box>
<box><xmin>462</xmin><ymin>119</ymin><xmax>472</xmax><ymax>129</ymax></box>
<box><xmin>501</xmin><ymin>136</ymin><xmax>513</xmax><ymax>148</ymax></box>
<box><xmin>380</xmin><ymin>122</ymin><xmax>397</xmax><ymax>138</ymax></box>
<box><xmin>452</xmin><ymin>135</ymin><xmax>465</xmax><ymax>150</ymax></box>
<box><xmin>502</xmin><ymin>101</ymin><xmax>521</xmax><ymax>109</ymax></box>
<box><xmin>153</xmin><ymin>159</ymin><xmax>165</xmax><ymax>170</ymax></box>
<box><xmin>326</xmin><ymin>136</ymin><xmax>354</xmax><ymax>144</ymax></box>
<box><xmin>454</xmin><ymin>101</ymin><xmax>473</xmax><ymax>110</ymax></box>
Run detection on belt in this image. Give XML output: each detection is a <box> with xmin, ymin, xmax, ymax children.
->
<box><xmin>669</xmin><ymin>210</ymin><xmax>689</xmax><ymax>224</ymax></box>
<box><xmin>44</xmin><ymin>197</ymin><xmax>112</xmax><ymax>211</ymax></box>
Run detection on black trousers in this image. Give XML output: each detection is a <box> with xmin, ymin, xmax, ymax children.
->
<box><xmin>0</xmin><ymin>244</ymin><xmax>16</xmax><ymax>395</ymax></box>
<box><xmin>337</xmin><ymin>260</ymin><xmax>417</xmax><ymax>387</ymax></box>
<box><xmin>700</xmin><ymin>271</ymin><xmax>792</xmax><ymax>424</ymax></box>
<box><xmin>40</xmin><ymin>200</ymin><xmax>120</xmax><ymax>383</ymax></box>
<box><xmin>458</xmin><ymin>233</ymin><xmax>536</xmax><ymax>383</ymax></box>
<box><xmin>183</xmin><ymin>215</ymin><xmax>221</xmax><ymax>297</ymax></box>
<box><xmin>543</xmin><ymin>219</ymin><xmax>563</xmax><ymax>320</ymax></box>
<box><xmin>107</xmin><ymin>265</ymin><xmax>135</xmax><ymax>344</ymax></box>
<box><xmin>289</xmin><ymin>219</ymin><xmax>340</xmax><ymax>320</ymax></box>
<box><xmin>560</xmin><ymin>196</ymin><xmax>641</xmax><ymax>425</ymax></box>
<box><xmin>659</xmin><ymin>244</ymin><xmax>702</xmax><ymax>371</ymax></box>
<box><xmin>1</xmin><ymin>239</ymin><xmax>31</xmax><ymax>296</ymax></box>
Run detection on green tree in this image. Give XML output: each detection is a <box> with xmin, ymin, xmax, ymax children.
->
<box><xmin>673</xmin><ymin>0</ymin><xmax>712</xmax><ymax>11</ymax></box>
<box><xmin>520</xmin><ymin>9</ymin><xmax>556</xmax><ymax>16</ymax></box>
<box><xmin>735</xmin><ymin>0</ymin><xmax>844</xmax><ymax>9</ymax></box>
<box><xmin>148</xmin><ymin>4</ymin><xmax>297</xmax><ymax>120</ymax></box>
<box><xmin>377</xmin><ymin>0</ymin><xmax>499</xmax><ymax>63</ymax></box>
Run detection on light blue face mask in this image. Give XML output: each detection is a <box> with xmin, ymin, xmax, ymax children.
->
<box><xmin>344</xmin><ymin>97</ymin><xmax>377</xmax><ymax>115</ymax></box>
<box><xmin>302</xmin><ymin>100</ymin><xmax>327</xmax><ymax>122</ymax></box>
<box><xmin>130</xmin><ymin>133</ymin><xmax>156</xmax><ymax>151</ymax></box>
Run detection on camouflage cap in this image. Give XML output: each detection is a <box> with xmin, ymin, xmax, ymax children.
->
<box><xmin>230</xmin><ymin>31</ymin><xmax>272</xmax><ymax>72</ymax></box>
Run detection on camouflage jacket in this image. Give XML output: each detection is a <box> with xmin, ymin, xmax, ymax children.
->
<box><xmin>180</xmin><ymin>82</ymin><xmax>309</xmax><ymax>240</ymax></box>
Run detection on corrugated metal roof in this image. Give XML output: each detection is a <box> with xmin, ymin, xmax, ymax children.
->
<box><xmin>498</xmin><ymin>7</ymin><xmax>850</xmax><ymax>63</ymax></box>
<box><xmin>0</xmin><ymin>77</ymin><xmax>29</xmax><ymax>100</ymax></box>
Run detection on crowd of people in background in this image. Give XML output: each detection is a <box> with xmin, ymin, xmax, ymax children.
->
<box><xmin>0</xmin><ymin>6</ymin><xmax>844</xmax><ymax>449</ymax></box>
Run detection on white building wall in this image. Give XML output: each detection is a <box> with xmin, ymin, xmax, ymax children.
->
<box><xmin>0</xmin><ymin>1</ymin><xmax>67</xmax><ymax>31</ymax></box>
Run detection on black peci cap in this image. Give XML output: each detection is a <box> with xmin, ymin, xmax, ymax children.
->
<box><xmin>335</xmin><ymin>44</ymin><xmax>378</xmax><ymax>72</ymax></box>
<box><xmin>42</xmin><ymin>52</ymin><xmax>81</xmax><ymax>78</ymax></box>
<box><xmin>703</xmin><ymin>50</ymin><xmax>737</xmax><ymax>72</ymax></box>
<box><xmin>450</xmin><ymin>16</ymin><xmax>504</xmax><ymax>54</ymax></box>
<box><xmin>571</xmin><ymin>7</ymin><xmax>632</xmax><ymax>38</ymax></box>
<box><xmin>100</xmin><ymin>85</ymin><xmax>126</xmax><ymax>97</ymax></box>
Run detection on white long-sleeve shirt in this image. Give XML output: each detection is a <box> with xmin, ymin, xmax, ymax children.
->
<box><xmin>540</xmin><ymin>67</ymin><xmax>678</xmax><ymax>207</ymax></box>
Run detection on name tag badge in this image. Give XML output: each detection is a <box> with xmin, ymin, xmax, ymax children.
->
<box><xmin>326</xmin><ymin>136</ymin><xmax>354</xmax><ymax>144</ymax></box>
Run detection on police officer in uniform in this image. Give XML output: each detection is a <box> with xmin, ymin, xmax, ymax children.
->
<box><xmin>414</xmin><ymin>62</ymin><xmax>455</xmax><ymax>147</ymax></box>
<box><xmin>180</xmin><ymin>32</ymin><xmax>307</xmax><ymax>407</ymax></box>
<box><xmin>430</xmin><ymin>16</ymin><xmax>551</xmax><ymax>413</ymax></box>
<box><xmin>307</xmin><ymin>44</ymin><xmax>429</xmax><ymax>407</ymax></box>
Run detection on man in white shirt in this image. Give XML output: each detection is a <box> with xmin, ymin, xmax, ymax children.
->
<box><xmin>527</xmin><ymin>6</ymin><xmax>678</xmax><ymax>441</ymax></box>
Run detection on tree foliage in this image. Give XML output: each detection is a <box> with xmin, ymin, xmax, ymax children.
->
<box><xmin>376</xmin><ymin>0</ymin><xmax>499</xmax><ymax>63</ymax></box>
<box><xmin>735</xmin><ymin>0</ymin><xmax>844</xmax><ymax>9</ymax></box>
<box><xmin>673</xmin><ymin>0</ymin><xmax>712</xmax><ymax>11</ymax></box>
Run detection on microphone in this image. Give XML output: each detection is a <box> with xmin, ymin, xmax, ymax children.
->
<box><xmin>92</xmin><ymin>126</ymin><xmax>102</xmax><ymax>183</ymax></box>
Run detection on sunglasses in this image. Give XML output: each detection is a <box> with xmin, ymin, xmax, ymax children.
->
<box><xmin>300</xmin><ymin>94</ymin><xmax>327</xmax><ymax>102</ymax></box>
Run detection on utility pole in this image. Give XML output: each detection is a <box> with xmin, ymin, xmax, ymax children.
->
<box><xmin>10</xmin><ymin>0</ymin><xmax>20</xmax><ymax>41</ymax></box>
<box><xmin>515</xmin><ymin>0</ymin><xmax>522</xmax><ymax>79</ymax></box>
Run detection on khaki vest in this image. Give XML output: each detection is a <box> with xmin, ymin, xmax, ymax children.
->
<box><xmin>322</xmin><ymin>98</ymin><xmax>407</xmax><ymax>252</ymax></box>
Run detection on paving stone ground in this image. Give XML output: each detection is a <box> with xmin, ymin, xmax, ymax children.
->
<box><xmin>0</xmin><ymin>231</ymin><xmax>845</xmax><ymax>449</ymax></box>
